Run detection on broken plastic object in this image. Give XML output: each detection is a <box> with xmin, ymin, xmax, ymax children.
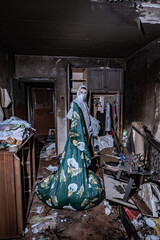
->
<box><xmin>104</xmin><ymin>200</ymin><xmax>112</xmax><ymax>215</ymax></box>
<box><xmin>118</xmin><ymin>153</ymin><xmax>125</xmax><ymax>167</ymax></box>
<box><xmin>145</xmin><ymin>218</ymin><xmax>155</xmax><ymax>228</ymax></box>
<box><xmin>120</xmin><ymin>153</ymin><xmax>124</xmax><ymax>161</ymax></box>
<box><xmin>105</xmin><ymin>207</ymin><xmax>112</xmax><ymax>216</ymax></box>
<box><xmin>32</xmin><ymin>228</ymin><xmax>39</xmax><ymax>234</ymax></box>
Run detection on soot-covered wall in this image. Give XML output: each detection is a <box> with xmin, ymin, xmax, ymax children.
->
<box><xmin>125</xmin><ymin>42</ymin><xmax>160</xmax><ymax>132</ymax></box>
<box><xmin>15</xmin><ymin>55</ymin><xmax>125</xmax><ymax>153</ymax></box>
<box><xmin>0</xmin><ymin>42</ymin><xmax>15</xmax><ymax>119</ymax></box>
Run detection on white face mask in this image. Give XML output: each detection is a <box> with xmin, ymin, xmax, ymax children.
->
<box><xmin>78</xmin><ymin>94</ymin><xmax>87</xmax><ymax>102</ymax></box>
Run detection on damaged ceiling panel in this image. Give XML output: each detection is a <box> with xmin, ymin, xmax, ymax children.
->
<box><xmin>0</xmin><ymin>0</ymin><xmax>160</xmax><ymax>57</ymax></box>
<box><xmin>137</xmin><ymin>1</ymin><xmax>160</xmax><ymax>24</ymax></box>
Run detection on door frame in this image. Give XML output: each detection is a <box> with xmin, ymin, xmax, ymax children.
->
<box><xmin>89</xmin><ymin>90</ymin><xmax>123</xmax><ymax>144</ymax></box>
<box><xmin>19</xmin><ymin>78</ymin><xmax>57</xmax><ymax>154</ymax></box>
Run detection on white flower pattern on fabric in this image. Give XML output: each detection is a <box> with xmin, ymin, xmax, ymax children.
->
<box><xmin>77</xmin><ymin>142</ymin><xmax>85</xmax><ymax>151</ymax></box>
<box><xmin>68</xmin><ymin>183</ymin><xmax>78</xmax><ymax>196</ymax></box>
<box><xmin>67</xmin><ymin>157</ymin><xmax>82</xmax><ymax>176</ymax></box>
<box><xmin>67</xmin><ymin>157</ymin><xmax>79</xmax><ymax>170</ymax></box>
<box><xmin>46</xmin><ymin>199</ymin><xmax>52</xmax><ymax>207</ymax></box>
<box><xmin>89</xmin><ymin>175</ymin><xmax>97</xmax><ymax>185</ymax></box>
<box><xmin>72</xmin><ymin>140</ymin><xmax>85</xmax><ymax>151</ymax></box>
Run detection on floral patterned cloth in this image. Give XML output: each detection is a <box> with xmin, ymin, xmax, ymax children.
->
<box><xmin>35</xmin><ymin>102</ymin><xmax>104</xmax><ymax>210</ymax></box>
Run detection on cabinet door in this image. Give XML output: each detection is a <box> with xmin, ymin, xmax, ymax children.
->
<box><xmin>87</xmin><ymin>68</ymin><xmax>104</xmax><ymax>90</ymax></box>
<box><xmin>88</xmin><ymin>68</ymin><xmax>123</xmax><ymax>91</ymax></box>
<box><xmin>105</xmin><ymin>69</ymin><xmax>123</xmax><ymax>91</ymax></box>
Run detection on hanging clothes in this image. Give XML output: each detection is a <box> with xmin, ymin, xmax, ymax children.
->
<box><xmin>35</xmin><ymin>102</ymin><xmax>104</xmax><ymax>210</ymax></box>
<box><xmin>97</xmin><ymin>96</ymin><xmax>104</xmax><ymax>113</ymax></box>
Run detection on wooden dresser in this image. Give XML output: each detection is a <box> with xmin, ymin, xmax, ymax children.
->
<box><xmin>0</xmin><ymin>134</ymin><xmax>36</xmax><ymax>239</ymax></box>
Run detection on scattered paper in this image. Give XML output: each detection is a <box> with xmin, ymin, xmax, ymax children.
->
<box><xmin>46</xmin><ymin>143</ymin><xmax>56</xmax><ymax>150</ymax></box>
<box><xmin>46</xmin><ymin>165</ymin><xmax>58</xmax><ymax>172</ymax></box>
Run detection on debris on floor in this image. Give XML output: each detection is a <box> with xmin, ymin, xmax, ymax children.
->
<box><xmin>104</xmin><ymin>200</ymin><xmax>112</xmax><ymax>216</ymax></box>
<box><xmin>24</xmin><ymin>196</ymin><xmax>128</xmax><ymax>240</ymax></box>
<box><xmin>23</xmin><ymin>144</ymin><xmax>128</xmax><ymax>240</ymax></box>
<box><xmin>45</xmin><ymin>165</ymin><xmax>58</xmax><ymax>172</ymax></box>
<box><xmin>124</xmin><ymin>206</ymin><xmax>160</xmax><ymax>240</ymax></box>
<box><xmin>25</xmin><ymin>126</ymin><xmax>160</xmax><ymax>240</ymax></box>
<box><xmin>40</xmin><ymin>142</ymin><xmax>56</xmax><ymax>160</ymax></box>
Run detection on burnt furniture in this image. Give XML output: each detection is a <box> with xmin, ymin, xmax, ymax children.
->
<box><xmin>0</xmin><ymin>134</ymin><xmax>36</xmax><ymax>239</ymax></box>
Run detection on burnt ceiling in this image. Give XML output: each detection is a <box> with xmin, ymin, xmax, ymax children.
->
<box><xmin>0</xmin><ymin>0</ymin><xmax>160</xmax><ymax>58</ymax></box>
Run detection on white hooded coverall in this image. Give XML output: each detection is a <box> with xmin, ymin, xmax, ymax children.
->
<box><xmin>67</xmin><ymin>85</ymin><xmax>100</xmax><ymax>141</ymax></box>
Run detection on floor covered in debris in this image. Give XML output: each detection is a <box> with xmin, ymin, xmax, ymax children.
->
<box><xmin>23</xmin><ymin>140</ymin><xmax>128</xmax><ymax>240</ymax></box>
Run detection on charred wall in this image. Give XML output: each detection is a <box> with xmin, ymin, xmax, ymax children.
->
<box><xmin>125</xmin><ymin>42</ymin><xmax>160</xmax><ymax>131</ymax></box>
<box><xmin>15</xmin><ymin>55</ymin><xmax>125</xmax><ymax>154</ymax></box>
<box><xmin>0</xmin><ymin>42</ymin><xmax>15</xmax><ymax>119</ymax></box>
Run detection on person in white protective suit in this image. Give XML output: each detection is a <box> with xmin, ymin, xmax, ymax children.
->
<box><xmin>67</xmin><ymin>85</ymin><xmax>101</xmax><ymax>145</ymax></box>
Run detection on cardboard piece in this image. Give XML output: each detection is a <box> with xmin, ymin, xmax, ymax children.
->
<box><xmin>103</xmin><ymin>173</ymin><xmax>137</xmax><ymax>209</ymax></box>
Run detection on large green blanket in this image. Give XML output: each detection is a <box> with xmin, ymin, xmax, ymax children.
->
<box><xmin>35</xmin><ymin>102</ymin><xmax>104</xmax><ymax>210</ymax></box>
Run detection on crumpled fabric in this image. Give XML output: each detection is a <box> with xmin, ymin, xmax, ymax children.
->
<box><xmin>98</xmin><ymin>135</ymin><xmax>114</xmax><ymax>151</ymax></box>
<box><xmin>0</xmin><ymin>116</ymin><xmax>35</xmax><ymax>141</ymax></box>
<box><xmin>35</xmin><ymin>102</ymin><xmax>104</xmax><ymax>210</ymax></box>
<box><xmin>0</xmin><ymin>116</ymin><xmax>34</xmax><ymax>130</ymax></box>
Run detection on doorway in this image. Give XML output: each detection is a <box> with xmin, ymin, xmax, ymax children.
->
<box><xmin>27</xmin><ymin>83</ymin><xmax>55</xmax><ymax>136</ymax></box>
<box><xmin>26</xmin><ymin>82</ymin><xmax>56</xmax><ymax>174</ymax></box>
<box><xmin>12</xmin><ymin>79</ymin><xmax>57</xmax><ymax>174</ymax></box>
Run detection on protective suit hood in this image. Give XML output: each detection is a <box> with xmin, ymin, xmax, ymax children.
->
<box><xmin>67</xmin><ymin>85</ymin><xmax>100</xmax><ymax>139</ymax></box>
<box><xmin>76</xmin><ymin>85</ymin><xmax>88</xmax><ymax>97</ymax></box>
